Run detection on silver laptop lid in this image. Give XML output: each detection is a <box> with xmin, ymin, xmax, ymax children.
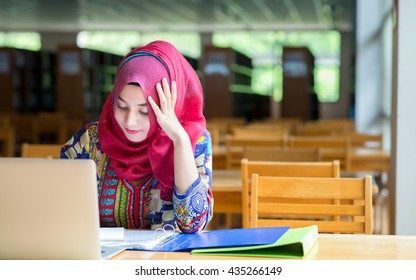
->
<box><xmin>0</xmin><ymin>158</ymin><xmax>101</xmax><ymax>260</ymax></box>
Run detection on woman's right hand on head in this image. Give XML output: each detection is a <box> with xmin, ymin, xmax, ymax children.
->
<box><xmin>148</xmin><ymin>78</ymin><xmax>188</xmax><ymax>143</ymax></box>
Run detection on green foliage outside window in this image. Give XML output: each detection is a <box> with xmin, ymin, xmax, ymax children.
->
<box><xmin>78</xmin><ymin>32</ymin><xmax>201</xmax><ymax>59</ymax></box>
<box><xmin>0</xmin><ymin>32</ymin><xmax>41</xmax><ymax>50</ymax></box>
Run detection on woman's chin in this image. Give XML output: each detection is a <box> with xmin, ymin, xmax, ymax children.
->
<box><xmin>125</xmin><ymin>133</ymin><xmax>145</xmax><ymax>143</ymax></box>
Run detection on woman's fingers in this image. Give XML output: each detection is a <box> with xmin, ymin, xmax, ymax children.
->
<box><xmin>148</xmin><ymin>96</ymin><xmax>161</xmax><ymax>117</ymax></box>
<box><xmin>156</xmin><ymin>78</ymin><xmax>175</xmax><ymax>113</ymax></box>
<box><xmin>171</xmin><ymin>80</ymin><xmax>177</xmax><ymax>109</ymax></box>
<box><xmin>162</xmin><ymin>78</ymin><xmax>172</xmax><ymax>109</ymax></box>
<box><xmin>156</xmin><ymin>81</ymin><xmax>167</xmax><ymax>112</ymax></box>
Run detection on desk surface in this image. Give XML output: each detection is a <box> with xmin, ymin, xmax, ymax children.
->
<box><xmin>111</xmin><ymin>234</ymin><xmax>416</xmax><ymax>260</ymax></box>
<box><xmin>212</xmin><ymin>169</ymin><xmax>241</xmax><ymax>192</ymax></box>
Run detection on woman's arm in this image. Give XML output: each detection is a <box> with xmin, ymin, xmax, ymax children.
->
<box><xmin>60</xmin><ymin>123</ymin><xmax>95</xmax><ymax>159</ymax></box>
<box><xmin>148</xmin><ymin>78</ymin><xmax>213</xmax><ymax>233</ymax></box>
<box><xmin>173</xmin><ymin>131</ymin><xmax>213</xmax><ymax>233</ymax></box>
<box><xmin>148</xmin><ymin>78</ymin><xmax>198</xmax><ymax>194</ymax></box>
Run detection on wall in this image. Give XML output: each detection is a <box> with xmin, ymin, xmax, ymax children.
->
<box><xmin>319</xmin><ymin>31</ymin><xmax>353</xmax><ymax>119</ymax></box>
<box><xmin>40</xmin><ymin>32</ymin><xmax>78</xmax><ymax>51</ymax></box>
<box><xmin>355</xmin><ymin>0</ymin><xmax>386</xmax><ymax>135</ymax></box>
<box><xmin>391</xmin><ymin>0</ymin><xmax>416</xmax><ymax>235</ymax></box>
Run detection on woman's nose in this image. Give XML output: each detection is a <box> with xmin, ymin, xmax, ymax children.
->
<box><xmin>125</xmin><ymin>111</ymin><xmax>137</xmax><ymax>126</ymax></box>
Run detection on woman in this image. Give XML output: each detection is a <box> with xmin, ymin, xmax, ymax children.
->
<box><xmin>61</xmin><ymin>40</ymin><xmax>213</xmax><ymax>233</ymax></box>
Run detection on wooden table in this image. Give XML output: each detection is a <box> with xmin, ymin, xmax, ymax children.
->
<box><xmin>211</xmin><ymin>169</ymin><xmax>242</xmax><ymax>228</ymax></box>
<box><xmin>212</xmin><ymin>169</ymin><xmax>242</xmax><ymax>213</ymax></box>
<box><xmin>111</xmin><ymin>233</ymin><xmax>416</xmax><ymax>260</ymax></box>
<box><xmin>212</xmin><ymin>145</ymin><xmax>227</xmax><ymax>169</ymax></box>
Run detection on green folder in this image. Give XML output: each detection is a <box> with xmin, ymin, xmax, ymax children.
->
<box><xmin>191</xmin><ymin>225</ymin><xmax>318</xmax><ymax>258</ymax></box>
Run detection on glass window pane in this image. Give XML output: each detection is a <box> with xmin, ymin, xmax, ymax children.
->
<box><xmin>315</xmin><ymin>66</ymin><xmax>340</xmax><ymax>102</ymax></box>
<box><xmin>0</xmin><ymin>32</ymin><xmax>41</xmax><ymax>50</ymax></box>
<box><xmin>140</xmin><ymin>32</ymin><xmax>201</xmax><ymax>58</ymax></box>
<box><xmin>77</xmin><ymin>31</ymin><xmax>141</xmax><ymax>55</ymax></box>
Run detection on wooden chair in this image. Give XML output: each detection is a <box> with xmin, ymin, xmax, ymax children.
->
<box><xmin>250</xmin><ymin>174</ymin><xmax>373</xmax><ymax>234</ymax></box>
<box><xmin>241</xmin><ymin>159</ymin><xmax>341</xmax><ymax>228</ymax></box>
<box><xmin>249</xmin><ymin>118</ymin><xmax>302</xmax><ymax>134</ymax></box>
<box><xmin>231</xmin><ymin>127</ymin><xmax>287</xmax><ymax>139</ymax></box>
<box><xmin>243</xmin><ymin>146</ymin><xmax>321</xmax><ymax>162</ymax></box>
<box><xmin>0</xmin><ymin>127</ymin><xmax>15</xmax><ymax>157</ymax></box>
<box><xmin>225</xmin><ymin>135</ymin><xmax>286</xmax><ymax>169</ymax></box>
<box><xmin>0</xmin><ymin>114</ymin><xmax>12</xmax><ymax>128</ymax></box>
<box><xmin>21</xmin><ymin>143</ymin><xmax>62</xmax><ymax>159</ymax></box>
<box><xmin>288</xmin><ymin>135</ymin><xmax>350</xmax><ymax>169</ymax></box>
<box><xmin>294</xmin><ymin>118</ymin><xmax>354</xmax><ymax>136</ymax></box>
<box><xmin>32</xmin><ymin>111</ymin><xmax>67</xmax><ymax>144</ymax></box>
<box><xmin>348</xmin><ymin>132</ymin><xmax>383</xmax><ymax>149</ymax></box>
<box><xmin>206</xmin><ymin>117</ymin><xmax>246</xmax><ymax>145</ymax></box>
<box><xmin>206</xmin><ymin>122</ymin><xmax>221</xmax><ymax>147</ymax></box>
<box><xmin>288</xmin><ymin>135</ymin><xmax>349</xmax><ymax>149</ymax></box>
<box><xmin>11</xmin><ymin>114</ymin><xmax>35</xmax><ymax>145</ymax></box>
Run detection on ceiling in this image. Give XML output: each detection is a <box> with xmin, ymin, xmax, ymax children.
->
<box><xmin>0</xmin><ymin>0</ymin><xmax>356</xmax><ymax>33</ymax></box>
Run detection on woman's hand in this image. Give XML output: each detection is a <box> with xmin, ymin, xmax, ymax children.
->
<box><xmin>148</xmin><ymin>78</ymin><xmax>187</xmax><ymax>143</ymax></box>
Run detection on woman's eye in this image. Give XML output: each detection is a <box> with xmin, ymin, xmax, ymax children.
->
<box><xmin>140</xmin><ymin>111</ymin><xmax>149</xmax><ymax>116</ymax></box>
<box><xmin>117</xmin><ymin>104</ymin><xmax>128</xmax><ymax>111</ymax></box>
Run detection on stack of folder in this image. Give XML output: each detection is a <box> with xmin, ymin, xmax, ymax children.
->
<box><xmin>119</xmin><ymin>225</ymin><xmax>318</xmax><ymax>258</ymax></box>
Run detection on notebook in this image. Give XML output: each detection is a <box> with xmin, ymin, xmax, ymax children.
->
<box><xmin>0</xmin><ymin>157</ymin><xmax>108</xmax><ymax>260</ymax></box>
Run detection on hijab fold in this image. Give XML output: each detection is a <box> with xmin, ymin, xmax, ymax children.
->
<box><xmin>98</xmin><ymin>40</ymin><xmax>206</xmax><ymax>200</ymax></box>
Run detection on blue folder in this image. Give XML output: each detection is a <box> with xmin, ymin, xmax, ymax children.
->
<box><xmin>128</xmin><ymin>226</ymin><xmax>290</xmax><ymax>252</ymax></box>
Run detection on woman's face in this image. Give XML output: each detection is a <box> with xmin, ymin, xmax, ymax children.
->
<box><xmin>114</xmin><ymin>84</ymin><xmax>150</xmax><ymax>142</ymax></box>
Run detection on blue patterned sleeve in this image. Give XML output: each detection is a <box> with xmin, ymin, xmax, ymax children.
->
<box><xmin>172</xmin><ymin>130</ymin><xmax>213</xmax><ymax>233</ymax></box>
<box><xmin>60</xmin><ymin>123</ymin><xmax>94</xmax><ymax>159</ymax></box>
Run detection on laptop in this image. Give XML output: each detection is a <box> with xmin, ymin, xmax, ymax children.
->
<box><xmin>0</xmin><ymin>157</ymin><xmax>121</xmax><ymax>260</ymax></box>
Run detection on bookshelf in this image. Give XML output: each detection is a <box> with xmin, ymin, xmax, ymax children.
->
<box><xmin>281</xmin><ymin>46</ymin><xmax>318</xmax><ymax>121</ymax></box>
<box><xmin>56</xmin><ymin>45</ymin><xmax>123</xmax><ymax>123</ymax></box>
<box><xmin>201</xmin><ymin>46</ymin><xmax>270</xmax><ymax>121</ymax></box>
<box><xmin>0</xmin><ymin>47</ymin><xmax>55</xmax><ymax>114</ymax></box>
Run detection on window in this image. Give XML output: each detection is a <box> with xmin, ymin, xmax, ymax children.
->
<box><xmin>77</xmin><ymin>31</ymin><xmax>200</xmax><ymax>59</ymax></box>
<box><xmin>213</xmin><ymin>31</ymin><xmax>340</xmax><ymax>102</ymax></box>
<box><xmin>0</xmin><ymin>32</ymin><xmax>41</xmax><ymax>50</ymax></box>
<box><xmin>77</xmin><ymin>31</ymin><xmax>141</xmax><ymax>55</ymax></box>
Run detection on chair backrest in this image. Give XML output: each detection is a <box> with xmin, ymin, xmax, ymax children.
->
<box><xmin>243</xmin><ymin>146</ymin><xmax>321</xmax><ymax>162</ymax></box>
<box><xmin>207</xmin><ymin>117</ymin><xmax>246</xmax><ymax>145</ymax></box>
<box><xmin>0</xmin><ymin>126</ymin><xmax>15</xmax><ymax>157</ymax></box>
<box><xmin>250</xmin><ymin>174</ymin><xmax>372</xmax><ymax>234</ymax></box>
<box><xmin>32</xmin><ymin>111</ymin><xmax>67</xmax><ymax>144</ymax></box>
<box><xmin>21</xmin><ymin>143</ymin><xmax>62</xmax><ymax>159</ymax></box>
<box><xmin>288</xmin><ymin>135</ymin><xmax>350</xmax><ymax>149</ymax></box>
<box><xmin>288</xmin><ymin>136</ymin><xmax>350</xmax><ymax>169</ymax></box>
<box><xmin>232</xmin><ymin>125</ymin><xmax>289</xmax><ymax>138</ymax></box>
<box><xmin>348</xmin><ymin>132</ymin><xmax>383</xmax><ymax>149</ymax></box>
<box><xmin>225</xmin><ymin>135</ymin><xmax>286</xmax><ymax>169</ymax></box>
<box><xmin>241</xmin><ymin>158</ymin><xmax>341</xmax><ymax>228</ymax></box>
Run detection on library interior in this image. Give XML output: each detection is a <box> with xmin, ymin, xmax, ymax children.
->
<box><xmin>1</xmin><ymin>0</ymin><xmax>416</xmax><ymax>261</ymax></box>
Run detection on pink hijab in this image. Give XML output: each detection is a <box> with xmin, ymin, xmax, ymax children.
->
<box><xmin>98</xmin><ymin>40</ymin><xmax>206</xmax><ymax>200</ymax></box>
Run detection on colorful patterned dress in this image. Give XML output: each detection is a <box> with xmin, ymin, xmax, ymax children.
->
<box><xmin>61</xmin><ymin>122</ymin><xmax>213</xmax><ymax>233</ymax></box>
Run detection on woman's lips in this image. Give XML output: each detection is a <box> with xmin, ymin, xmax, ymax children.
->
<box><xmin>125</xmin><ymin>128</ymin><xmax>140</xmax><ymax>134</ymax></box>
